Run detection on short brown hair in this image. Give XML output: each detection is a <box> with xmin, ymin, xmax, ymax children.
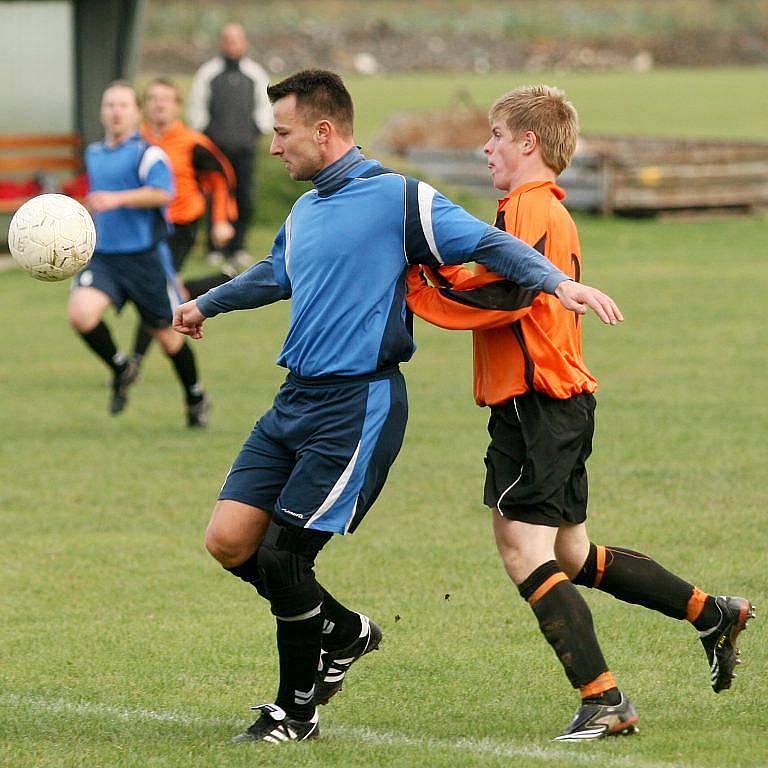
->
<box><xmin>102</xmin><ymin>80</ymin><xmax>140</xmax><ymax>108</ymax></box>
<box><xmin>267</xmin><ymin>69</ymin><xmax>354</xmax><ymax>135</ymax></box>
<box><xmin>143</xmin><ymin>77</ymin><xmax>182</xmax><ymax>104</ymax></box>
<box><xmin>490</xmin><ymin>85</ymin><xmax>578</xmax><ymax>174</ymax></box>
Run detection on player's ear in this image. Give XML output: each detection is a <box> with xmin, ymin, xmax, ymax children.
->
<box><xmin>315</xmin><ymin>120</ymin><xmax>332</xmax><ymax>144</ymax></box>
<box><xmin>521</xmin><ymin>130</ymin><xmax>538</xmax><ymax>155</ymax></box>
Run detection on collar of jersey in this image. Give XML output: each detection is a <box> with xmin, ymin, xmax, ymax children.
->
<box><xmin>312</xmin><ymin>146</ymin><xmax>374</xmax><ymax>197</ymax></box>
<box><xmin>101</xmin><ymin>131</ymin><xmax>141</xmax><ymax>151</ymax></box>
<box><xmin>141</xmin><ymin>120</ymin><xmax>184</xmax><ymax>144</ymax></box>
<box><xmin>498</xmin><ymin>180</ymin><xmax>565</xmax><ymax>209</ymax></box>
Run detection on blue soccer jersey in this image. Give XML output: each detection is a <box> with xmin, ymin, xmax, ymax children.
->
<box><xmin>197</xmin><ymin>151</ymin><xmax>569</xmax><ymax>378</ymax></box>
<box><xmin>85</xmin><ymin>133</ymin><xmax>174</xmax><ymax>254</ymax></box>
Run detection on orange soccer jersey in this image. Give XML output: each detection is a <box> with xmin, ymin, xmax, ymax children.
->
<box><xmin>406</xmin><ymin>180</ymin><xmax>597</xmax><ymax>405</ymax></box>
<box><xmin>140</xmin><ymin>120</ymin><xmax>236</xmax><ymax>226</ymax></box>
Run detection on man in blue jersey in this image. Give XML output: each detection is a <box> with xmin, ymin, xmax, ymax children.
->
<box><xmin>68</xmin><ymin>81</ymin><xmax>210</xmax><ymax>427</ymax></box>
<box><xmin>173</xmin><ymin>70</ymin><xmax>623</xmax><ymax>744</ymax></box>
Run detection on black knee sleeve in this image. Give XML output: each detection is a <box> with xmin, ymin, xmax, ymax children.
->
<box><xmin>256</xmin><ymin>522</ymin><xmax>331</xmax><ymax>619</ymax></box>
<box><xmin>572</xmin><ymin>542</ymin><xmax>598</xmax><ymax>587</ymax></box>
<box><xmin>225</xmin><ymin>550</ymin><xmax>269</xmax><ymax>600</ymax></box>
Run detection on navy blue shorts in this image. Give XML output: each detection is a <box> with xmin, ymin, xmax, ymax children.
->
<box><xmin>220</xmin><ymin>368</ymin><xmax>408</xmax><ymax>535</ymax></box>
<box><xmin>73</xmin><ymin>244</ymin><xmax>179</xmax><ymax>329</ymax></box>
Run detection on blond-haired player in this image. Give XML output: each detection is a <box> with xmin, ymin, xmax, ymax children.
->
<box><xmin>407</xmin><ymin>85</ymin><xmax>755</xmax><ymax>741</ymax></box>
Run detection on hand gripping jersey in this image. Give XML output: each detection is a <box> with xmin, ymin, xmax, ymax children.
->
<box><xmin>197</xmin><ymin>157</ymin><xmax>570</xmax><ymax>379</ymax></box>
<box><xmin>406</xmin><ymin>181</ymin><xmax>597</xmax><ymax>404</ymax></box>
<box><xmin>85</xmin><ymin>133</ymin><xmax>174</xmax><ymax>255</ymax></box>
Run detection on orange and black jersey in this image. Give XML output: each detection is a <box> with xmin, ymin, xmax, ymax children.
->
<box><xmin>140</xmin><ymin>120</ymin><xmax>236</xmax><ymax>226</ymax></box>
<box><xmin>406</xmin><ymin>180</ymin><xmax>597</xmax><ymax>405</ymax></box>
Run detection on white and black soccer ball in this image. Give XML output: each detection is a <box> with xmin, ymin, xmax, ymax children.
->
<box><xmin>8</xmin><ymin>193</ymin><xmax>96</xmax><ymax>282</ymax></box>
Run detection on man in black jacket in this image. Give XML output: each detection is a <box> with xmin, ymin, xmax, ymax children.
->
<box><xmin>188</xmin><ymin>23</ymin><xmax>272</xmax><ymax>270</ymax></box>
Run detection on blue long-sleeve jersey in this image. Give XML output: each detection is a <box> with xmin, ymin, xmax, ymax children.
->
<box><xmin>196</xmin><ymin>152</ymin><xmax>569</xmax><ymax>378</ymax></box>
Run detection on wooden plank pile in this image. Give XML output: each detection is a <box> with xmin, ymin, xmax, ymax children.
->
<box><xmin>375</xmin><ymin>107</ymin><xmax>768</xmax><ymax>215</ymax></box>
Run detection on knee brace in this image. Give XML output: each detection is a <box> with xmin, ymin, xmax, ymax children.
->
<box><xmin>225</xmin><ymin>550</ymin><xmax>269</xmax><ymax>600</ymax></box>
<box><xmin>256</xmin><ymin>522</ymin><xmax>331</xmax><ymax>619</ymax></box>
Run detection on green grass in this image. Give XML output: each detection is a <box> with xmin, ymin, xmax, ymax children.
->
<box><xmin>345</xmin><ymin>67</ymin><xmax>768</xmax><ymax>145</ymax></box>
<box><xmin>2</xmin><ymin>67</ymin><xmax>767</xmax><ymax>766</ymax></box>
<box><xmin>1</xmin><ymin>214</ymin><xmax>766</xmax><ymax>768</ymax></box>
<box><xmin>146</xmin><ymin>67</ymin><xmax>768</xmax><ymax>148</ymax></box>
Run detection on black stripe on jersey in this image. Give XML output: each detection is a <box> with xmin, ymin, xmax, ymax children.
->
<box><xmin>377</xmin><ymin>265</ymin><xmax>414</xmax><ymax>371</ymax></box>
<box><xmin>430</xmin><ymin>269</ymin><xmax>454</xmax><ymax>289</ymax></box>
<box><xmin>510</xmin><ymin>321</ymin><xmax>536</xmax><ymax>391</ymax></box>
<box><xmin>192</xmin><ymin>143</ymin><xmax>228</xmax><ymax>175</ymax></box>
<box><xmin>437</xmin><ymin>280</ymin><xmax>537</xmax><ymax>311</ymax></box>
<box><xmin>404</xmin><ymin>177</ymin><xmax>441</xmax><ymax>269</ymax></box>
<box><xmin>532</xmin><ymin>234</ymin><xmax>546</xmax><ymax>256</ymax></box>
<box><xmin>571</xmin><ymin>253</ymin><xmax>581</xmax><ymax>283</ymax></box>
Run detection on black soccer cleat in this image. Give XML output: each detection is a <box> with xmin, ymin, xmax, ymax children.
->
<box><xmin>186</xmin><ymin>395</ymin><xmax>212</xmax><ymax>428</ymax></box>
<box><xmin>109</xmin><ymin>358</ymin><xmax>140</xmax><ymax>415</ymax></box>
<box><xmin>231</xmin><ymin>703</ymin><xmax>319</xmax><ymax>744</ymax></box>
<box><xmin>315</xmin><ymin>614</ymin><xmax>382</xmax><ymax>705</ymax></box>
<box><xmin>554</xmin><ymin>693</ymin><xmax>639</xmax><ymax>742</ymax></box>
<box><xmin>699</xmin><ymin>595</ymin><xmax>755</xmax><ymax>693</ymax></box>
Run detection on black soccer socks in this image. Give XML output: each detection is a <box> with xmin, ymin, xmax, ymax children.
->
<box><xmin>519</xmin><ymin>560</ymin><xmax>613</xmax><ymax>692</ymax></box>
<box><xmin>275</xmin><ymin>611</ymin><xmax>324</xmax><ymax>721</ymax></box>
<box><xmin>319</xmin><ymin>585</ymin><xmax>363</xmax><ymax>651</ymax></box>
<box><xmin>167</xmin><ymin>341</ymin><xmax>203</xmax><ymax>404</ymax></box>
<box><xmin>79</xmin><ymin>321</ymin><xmax>125</xmax><ymax>374</ymax></box>
<box><xmin>573</xmin><ymin>543</ymin><xmax>719</xmax><ymax>627</ymax></box>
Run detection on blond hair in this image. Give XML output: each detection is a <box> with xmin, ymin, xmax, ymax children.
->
<box><xmin>489</xmin><ymin>85</ymin><xmax>578</xmax><ymax>175</ymax></box>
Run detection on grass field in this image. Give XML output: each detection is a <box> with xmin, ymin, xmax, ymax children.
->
<box><xmin>2</xmin><ymin>69</ymin><xmax>767</xmax><ymax>767</ymax></box>
<box><xmin>344</xmin><ymin>67</ymin><xmax>768</xmax><ymax>143</ymax></box>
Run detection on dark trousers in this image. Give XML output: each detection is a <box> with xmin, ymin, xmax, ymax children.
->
<box><xmin>170</xmin><ymin>220</ymin><xmax>199</xmax><ymax>271</ymax></box>
<box><xmin>211</xmin><ymin>144</ymin><xmax>255</xmax><ymax>254</ymax></box>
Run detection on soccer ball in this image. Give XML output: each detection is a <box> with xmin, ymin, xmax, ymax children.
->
<box><xmin>8</xmin><ymin>193</ymin><xmax>96</xmax><ymax>281</ymax></box>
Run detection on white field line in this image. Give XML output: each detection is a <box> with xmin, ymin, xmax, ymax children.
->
<box><xmin>1</xmin><ymin>693</ymin><xmax>686</xmax><ymax>768</ymax></box>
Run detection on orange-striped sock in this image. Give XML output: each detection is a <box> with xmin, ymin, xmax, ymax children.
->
<box><xmin>687</xmin><ymin>586</ymin><xmax>720</xmax><ymax>631</ymax></box>
<box><xmin>574</xmin><ymin>543</ymin><xmax>719</xmax><ymax>628</ymax></box>
<box><xmin>519</xmin><ymin>560</ymin><xmax>611</xmax><ymax>690</ymax></box>
<box><xmin>580</xmin><ymin>671</ymin><xmax>621</xmax><ymax>705</ymax></box>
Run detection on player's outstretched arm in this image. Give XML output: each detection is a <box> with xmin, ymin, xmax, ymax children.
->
<box><xmin>173</xmin><ymin>300</ymin><xmax>207</xmax><ymax>340</ymax></box>
<box><xmin>554</xmin><ymin>280</ymin><xmax>624</xmax><ymax>325</ymax></box>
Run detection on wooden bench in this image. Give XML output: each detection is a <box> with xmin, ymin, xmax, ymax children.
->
<box><xmin>0</xmin><ymin>133</ymin><xmax>82</xmax><ymax>214</ymax></box>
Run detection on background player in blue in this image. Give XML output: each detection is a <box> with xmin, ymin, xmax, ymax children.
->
<box><xmin>67</xmin><ymin>81</ymin><xmax>210</xmax><ymax>427</ymax></box>
<box><xmin>173</xmin><ymin>70</ymin><xmax>623</xmax><ymax>744</ymax></box>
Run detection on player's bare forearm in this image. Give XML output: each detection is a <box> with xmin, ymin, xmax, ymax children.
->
<box><xmin>173</xmin><ymin>300</ymin><xmax>207</xmax><ymax>340</ymax></box>
<box><xmin>123</xmin><ymin>186</ymin><xmax>172</xmax><ymax>209</ymax></box>
<box><xmin>554</xmin><ymin>280</ymin><xmax>624</xmax><ymax>325</ymax></box>
<box><xmin>90</xmin><ymin>187</ymin><xmax>171</xmax><ymax>211</ymax></box>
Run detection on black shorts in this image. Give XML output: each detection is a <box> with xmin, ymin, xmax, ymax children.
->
<box><xmin>483</xmin><ymin>390</ymin><xmax>596</xmax><ymax>527</ymax></box>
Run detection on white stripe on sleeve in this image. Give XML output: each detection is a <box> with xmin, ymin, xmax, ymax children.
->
<box><xmin>138</xmin><ymin>146</ymin><xmax>170</xmax><ymax>184</ymax></box>
<box><xmin>417</xmin><ymin>181</ymin><xmax>443</xmax><ymax>264</ymax></box>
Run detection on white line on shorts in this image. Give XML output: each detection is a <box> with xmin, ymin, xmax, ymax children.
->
<box><xmin>0</xmin><ymin>693</ymin><xmax>686</xmax><ymax>768</ymax></box>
